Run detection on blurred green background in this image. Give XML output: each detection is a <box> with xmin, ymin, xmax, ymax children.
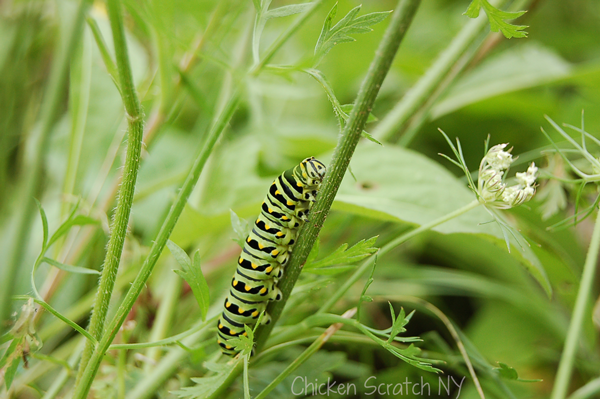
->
<box><xmin>1</xmin><ymin>0</ymin><xmax>600</xmax><ymax>397</ymax></box>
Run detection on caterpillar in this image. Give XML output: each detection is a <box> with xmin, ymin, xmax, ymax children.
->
<box><xmin>217</xmin><ymin>157</ymin><xmax>327</xmax><ymax>356</ymax></box>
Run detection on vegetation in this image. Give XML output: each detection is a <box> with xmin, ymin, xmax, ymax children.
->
<box><xmin>1</xmin><ymin>0</ymin><xmax>599</xmax><ymax>398</ymax></box>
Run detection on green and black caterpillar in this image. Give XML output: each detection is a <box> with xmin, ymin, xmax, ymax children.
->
<box><xmin>217</xmin><ymin>157</ymin><xmax>327</xmax><ymax>355</ymax></box>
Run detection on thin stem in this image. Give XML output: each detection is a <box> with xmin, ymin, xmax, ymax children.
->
<box><xmin>0</xmin><ymin>0</ymin><xmax>93</xmax><ymax>335</ymax></box>
<box><xmin>254</xmin><ymin>309</ymin><xmax>356</xmax><ymax>399</ymax></box>
<box><xmin>319</xmin><ymin>199</ymin><xmax>481</xmax><ymax>313</ymax></box>
<box><xmin>254</xmin><ymin>0</ymin><xmax>422</xmax><ymax>353</ymax></box>
<box><xmin>76</xmin><ymin>0</ymin><xmax>145</xmax><ymax>384</ymax></box>
<box><xmin>71</xmin><ymin>92</ymin><xmax>241</xmax><ymax>399</ymax></box>
<box><xmin>371</xmin><ymin>0</ymin><xmax>510</xmax><ymax>143</ymax></box>
<box><xmin>551</xmin><ymin>209</ymin><xmax>600</xmax><ymax>399</ymax></box>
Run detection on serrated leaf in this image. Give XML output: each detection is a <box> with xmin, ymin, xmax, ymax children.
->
<box><xmin>42</xmin><ymin>257</ymin><xmax>101</xmax><ymax>275</ymax></box>
<box><xmin>314</xmin><ymin>3</ymin><xmax>391</xmax><ymax>66</ymax></box>
<box><xmin>305</xmin><ymin>236</ymin><xmax>378</xmax><ymax>269</ymax></box>
<box><xmin>388</xmin><ymin>306</ymin><xmax>407</xmax><ymax>342</ymax></box>
<box><xmin>303</xmin><ymin>265</ymin><xmax>356</xmax><ymax>275</ymax></box>
<box><xmin>464</xmin><ymin>0</ymin><xmax>528</xmax><ymax>39</ymax></box>
<box><xmin>175</xmin><ymin>359</ymin><xmax>241</xmax><ymax>399</ymax></box>
<box><xmin>266</xmin><ymin>3</ymin><xmax>312</xmax><ymax>19</ymax></box>
<box><xmin>168</xmin><ymin>242</ymin><xmax>210</xmax><ymax>320</ymax></box>
<box><xmin>230</xmin><ymin>209</ymin><xmax>251</xmax><ymax>248</ymax></box>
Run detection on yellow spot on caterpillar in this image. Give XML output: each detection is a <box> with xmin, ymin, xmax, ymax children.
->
<box><xmin>233</xmin><ymin>280</ymin><xmax>238</xmax><ymax>286</ymax></box>
<box><xmin>271</xmin><ymin>250</ymin><xmax>279</xmax><ymax>256</ymax></box>
<box><xmin>245</xmin><ymin>285</ymin><xmax>251</xmax><ymax>291</ymax></box>
<box><xmin>226</xmin><ymin>344</ymin><xmax>232</xmax><ymax>349</ymax></box>
<box><xmin>226</xmin><ymin>301</ymin><xmax>231</xmax><ymax>308</ymax></box>
<box><xmin>265</xmin><ymin>266</ymin><xmax>273</xmax><ymax>273</ymax></box>
<box><xmin>297</xmin><ymin>182</ymin><xmax>303</xmax><ymax>187</ymax></box>
<box><xmin>238</xmin><ymin>258</ymin><xmax>243</xmax><ymax>264</ymax></box>
<box><xmin>282</xmin><ymin>216</ymin><xmax>289</xmax><ymax>221</ymax></box>
<box><xmin>303</xmin><ymin>172</ymin><xmax>307</xmax><ymax>178</ymax></box>
<box><xmin>251</xmin><ymin>263</ymin><xmax>257</xmax><ymax>269</ymax></box>
<box><xmin>238</xmin><ymin>307</ymin><xmax>245</xmax><ymax>314</ymax></box>
<box><xmin>260</xmin><ymin>288</ymin><xmax>267</xmax><ymax>294</ymax></box>
<box><xmin>247</xmin><ymin>237</ymin><xmax>252</xmax><ymax>243</ymax></box>
<box><xmin>265</xmin><ymin>224</ymin><xmax>270</xmax><ymax>230</ymax></box>
<box><xmin>219</xmin><ymin>324</ymin><xmax>223</xmax><ymax>329</ymax></box>
<box><xmin>256</xmin><ymin>218</ymin><xmax>260</xmax><ymax>224</ymax></box>
<box><xmin>258</xmin><ymin>243</ymin><xmax>264</xmax><ymax>249</ymax></box>
<box><xmin>217</xmin><ymin>339</ymin><xmax>221</xmax><ymax>344</ymax></box>
<box><xmin>252</xmin><ymin>311</ymin><xmax>259</xmax><ymax>317</ymax></box>
<box><xmin>275</xmin><ymin>190</ymin><xmax>280</xmax><ymax>195</ymax></box>
<box><xmin>230</xmin><ymin>329</ymin><xmax>235</xmax><ymax>335</ymax></box>
<box><xmin>243</xmin><ymin>332</ymin><xmax>248</xmax><ymax>336</ymax></box>
<box><xmin>276</xmin><ymin>232</ymin><xmax>284</xmax><ymax>237</ymax></box>
<box><xmin>268</xmin><ymin>208</ymin><xmax>273</xmax><ymax>213</ymax></box>
<box><xmin>287</xmin><ymin>201</ymin><xmax>293</xmax><ymax>206</ymax></box>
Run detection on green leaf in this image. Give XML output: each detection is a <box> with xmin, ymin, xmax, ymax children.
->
<box><xmin>175</xmin><ymin>359</ymin><xmax>242</xmax><ymax>399</ymax></box>
<box><xmin>387</xmin><ymin>304</ymin><xmax>407</xmax><ymax>342</ymax></box>
<box><xmin>2</xmin><ymin>338</ymin><xmax>21</xmax><ymax>390</ymax></box>
<box><xmin>494</xmin><ymin>362</ymin><xmax>543</xmax><ymax>382</ymax></box>
<box><xmin>42</xmin><ymin>257</ymin><xmax>101</xmax><ymax>275</ymax></box>
<box><xmin>314</xmin><ymin>3</ymin><xmax>391</xmax><ymax>66</ymax></box>
<box><xmin>463</xmin><ymin>0</ymin><xmax>528</xmax><ymax>39</ymax></box>
<box><xmin>361</xmin><ymin>130</ymin><xmax>382</xmax><ymax>145</ymax></box>
<box><xmin>305</xmin><ymin>236</ymin><xmax>378</xmax><ymax>269</ymax></box>
<box><xmin>340</xmin><ymin>104</ymin><xmax>378</xmax><ymax>123</ymax></box>
<box><xmin>265</xmin><ymin>3</ymin><xmax>312</xmax><ymax>19</ymax></box>
<box><xmin>230</xmin><ymin>209</ymin><xmax>251</xmax><ymax>248</ymax></box>
<box><xmin>35</xmin><ymin>199</ymin><xmax>49</xmax><ymax>251</ymax></box>
<box><xmin>47</xmin><ymin>214</ymin><xmax>99</xmax><ymax>248</ymax></box>
<box><xmin>168</xmin><ymin>242</ymin><xmax>210</xmax><ymax>320</ymax></box>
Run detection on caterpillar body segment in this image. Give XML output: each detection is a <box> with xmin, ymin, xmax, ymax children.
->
<box><xmin>217</xmin><ymin>157</ymin><xmax>326</xmax><ymax>356</ymax></box>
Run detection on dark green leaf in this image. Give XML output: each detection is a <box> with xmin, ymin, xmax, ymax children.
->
<box><xmin>494</xmin><ymin>362</ymin><xmax>543</xmax><ymax>382</ymax></box>
<box><xmin>464</xmin><ymin>0</ymin><xmax>528</xmax><ymax>39</ymax></box>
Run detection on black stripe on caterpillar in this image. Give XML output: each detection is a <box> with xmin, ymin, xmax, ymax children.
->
<box><xmin>217</xmin><ymin>157</ymin><xmax>326</xmax><ymax>355</ymax></box>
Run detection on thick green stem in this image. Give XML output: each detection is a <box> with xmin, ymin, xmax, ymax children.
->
<box><xmin>253</xmin><ymin>0</ymin><xmax>422</xmax><ymax>354</ymax></box>
<box><xmin>371</xmin><ymin>0</ymin><xmax>510</xmax><ymax>143</ymax></box>
<box><xmin>0</xmin><ymin>0</ymin><xmax>93</xmax><ymax>335</ymax></box>
<box><xmin>551</xmin><ymin>209</ymin><xmax>600</xmax><ymax>399</ymax></box>
<box><xmin>76</xmin><ymin>0</ymin><xmax>145</xmax><ymax>385</ymax></box>
<box><xmin>320</xmin><ymin>199</ymin><xmax>481</xmax><ymax>313</ymax></box>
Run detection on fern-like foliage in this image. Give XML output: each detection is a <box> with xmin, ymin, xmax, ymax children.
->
<box><xmin>464</xmin><ymin>0</ymin><xmax>527</xmax><ymax>39</ymax></box>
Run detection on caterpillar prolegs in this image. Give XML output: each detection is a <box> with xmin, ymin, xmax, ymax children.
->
<box><xmin>217</xmin><ymin>157</ymin><xmax>327</xmax><ymax>355</ymax></box>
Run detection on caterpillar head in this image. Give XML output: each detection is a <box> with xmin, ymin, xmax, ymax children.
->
<box><xmin>299</xmin><ymin>157</ymin><xmax>326</xmax><ymax>186</ymax></box>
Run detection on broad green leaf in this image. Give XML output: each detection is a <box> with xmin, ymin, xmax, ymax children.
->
<box><xmin>230</xmin><ymin>209</ymin><xmax>251</xmax><ymax>248</ymax></box>
<box><xmin>314</xmin><ymin>3</ymin><xmax>391</xmax><ymax>66</ymax></box>
<box><xmin>2</xmin><ymin>338</ymin><xmax>20</xmax><ymax>390</ymax></box>
<box><xmin>432</xmin><ymin>44</ymin><xmax>572</xmax><ymax>119</ymax></box>
<box><xmin>42</xmin><ymin>257</ymin><xmax>101</xmax><ymax>275</ymax></box>
<box><xmin>464</xmin><ymin>0</ymin><xmax>528</xmax><ymax>39</ymax></box>
<box><xmin>266</xmin><ymin>3</ymin><xmax>312</xmax><ymax>19</ymax></box>
<box><xmin>331</xmin><ymin>143</ymin><xmax>550</xmax><ymax>295</ymax></box>
<box><xmin>168</xmin><ymin>241</ymin><xmax>210</xmax><ymax>320</ymax></box>
<box><xmin>305</xmin><ymin>236</ymin><xmax>378</xmax><ymax>269</ymax></box>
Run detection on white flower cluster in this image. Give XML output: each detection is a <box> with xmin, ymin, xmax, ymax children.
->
<box><xmin>478</xmin><ymin>144</ymin><xmax>538</xmax><ymax>208</ymax></box>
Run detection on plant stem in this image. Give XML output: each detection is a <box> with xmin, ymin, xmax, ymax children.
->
<box><xmin>254</xmin><ymin>309</ymin><xmax>356</xmax><ymax>399</ymax></box>
<box><xmin>253</xmin><ymin>0</ymin><xmax>422</xmax><ymax>354</ymax></box>
<box><xmin>551</xmin><ymin>209</ymin><xmax>600</xmax><ymax>399</ymax></box>
<box><xmin>319</xmin><ymin>199</ymin><xmax>480</xmax><ymax>313</ymax></box>
<box><xmin>71</xmin><ymin>91</ymin><xmax>241</xmax><ymax>399</ymax></box>
<box><xmin>75</xmin><ymin>0</ymin><xmax>145</xmax><ymax>384</ymax></box>
<box><xmin>371</xmin><ymin>0</ymin><xmax>510</xmax><ymax>143</ymax></box>
<box><xmin>0</xmin><ymin>0</ymin><xmax>93</xmax><ymax>335</ymax></box>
